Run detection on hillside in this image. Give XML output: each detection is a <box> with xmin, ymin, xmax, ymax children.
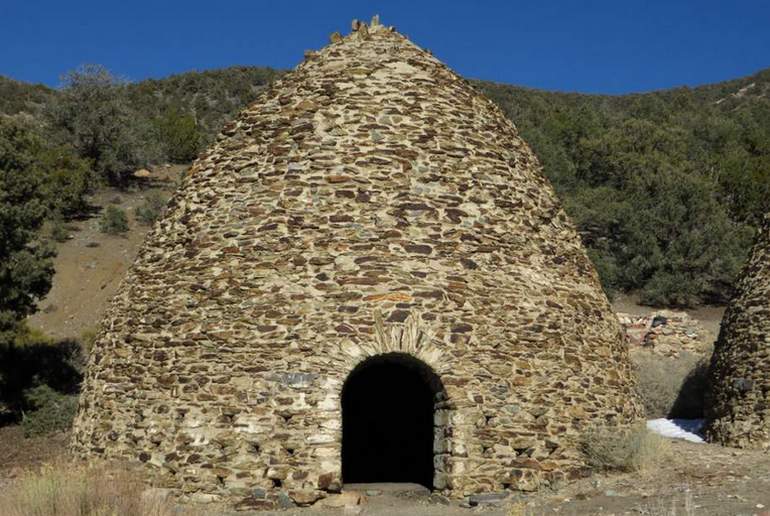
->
<box><xmin>1</xmin><ymin>64</ymin><xmax>769</xmax><ymax>306</ymax></box>
<box><xmin>0</xmin><ymin>76</ymin><xmax>54</xmax><ymax>116</ymax></box>
<box><xmin>124</xmin><ymin>66</ymin><xmax>281</xmax><ymax>142</ymax></box>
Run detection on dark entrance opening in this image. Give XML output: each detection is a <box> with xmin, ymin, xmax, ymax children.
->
<box><xmin>341</xmin><ymin>353</ymin><xmax>441</xmax><ymax>488</ymax></box>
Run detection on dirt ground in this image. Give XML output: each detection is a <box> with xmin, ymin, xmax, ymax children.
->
<box><xmin>1</xmin><ymin>428</ymin><xmax>770</xmax><ymax>516</ymax></box>
<box><xmin>0</xmin><ymin>425</ymin><xmax>69</xmax><ymax>489</ymax></box>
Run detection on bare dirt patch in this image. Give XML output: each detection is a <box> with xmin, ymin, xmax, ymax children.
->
<box><xmin>0</xmin><ymin>426</ymin><xmax>69</xmax><ymax>488</ymax></box>
<box><xmin>26</xmin><ymin>167</ymin><xmax>184</xmax><ymax>340</ymax></box>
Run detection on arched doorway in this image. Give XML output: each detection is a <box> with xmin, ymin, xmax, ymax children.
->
<box><xmin>341</xmin><ymin>353</ymin><xmax>444</xmax><ymax>488</ymax></box>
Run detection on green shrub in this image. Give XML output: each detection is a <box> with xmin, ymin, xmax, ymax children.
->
<box><xmin>79</xmin><ymin>328</ymin><xmax>98</xmax><ymax>354</ymax></box>
<box><xmin>581</xmin><ymin>423</ymin><xmax>668</xmax><ymax>472</ymax></box>
<box><xmin>135</xmin><ymin>191</ymin><xmax>168</xmax><ymax>225</ymax></box>
<box><xmin>37</xmin><ymin>145</ymin><xmax>94</xmax><ymax>216</ymax></box>
<box><xmin>154</xmin><ymin>107</ymin><xmax>201</xmax><ymax>163</ymax></box>
<box><xmin>21</xmin><ymin>384</ymin><xmax>78</xmax><ymax>437</ymax></box>
<box><xmin>1</xmin><ymin>325</ymin><xmax>84</xmax><ymax>424</ymax></box>
<box><xmin>12</xmin><ymin>322</ymin><xmax>52</xmax><ymax>347</ymax></box>
<box><xmin>48</xmin><ymin>216</ymin><xmax>75</xmax><ymax>243</ymax></box>
<box><xmin>0</xmin><ymin>117</ymin><xmax>55</xmax><ymax>347</ymax></box>
<box><xmin>632</xmin><ymin>350</ymin><xmax>710</xmax><ymax>419</ymax></box>
<box><xmin>99</xmin><ymin>206</ymin><xmax>129</xmax><ymax>234</ymax></box>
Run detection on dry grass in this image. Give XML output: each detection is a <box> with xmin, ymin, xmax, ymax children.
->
<box><xmin>0</xmin><ymin>461</ymin><xmax>177</xmax><ymax>516</ymax></box>
<box><xmin>581</xmin><ymin>423</ymin><xmax>670</xmax><ymax>473</ymax></box>
<box><xmin>632</xmin><ymin>350</ymin><xmax>710</xmax><ymax>419</ymax></box>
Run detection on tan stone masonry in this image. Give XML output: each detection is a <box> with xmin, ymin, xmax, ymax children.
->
<box><xmin>72</xmin><ymin>18</ymin><xmax>641</xmax><ymax>508</ymax></box>
<box><xmin>706</xmin><ymin>215</ymin><xmax>770</xmax><ymax>448</ymax></box>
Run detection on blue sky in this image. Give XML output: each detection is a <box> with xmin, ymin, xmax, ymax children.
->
<box><xmin>1</xmin><ymin>0</ymin><xmax>769</xmax><ymax>94</ymax></box>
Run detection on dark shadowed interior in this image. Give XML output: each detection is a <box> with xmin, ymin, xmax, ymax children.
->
<box><xmin>341</xmin><ymin>353</ymin><xmax>441</xmax><ymax>488</ymax></box>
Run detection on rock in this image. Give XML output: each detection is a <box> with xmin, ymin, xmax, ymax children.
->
<box><xmin>133</xmin><ymin>168</ymin><xmax>151</xmax><ymax>178</ymax></box>
<box><xmin>428</xmin><ymin>493</ymin><xmax>451</xmax><ymax>505</ymax></box>
<box><xmin>188</xmin><ymin>492</ymin><xmax>220</xmax><ymax>503</ymax></box>
<box><xmin>236</xmin><ymin>497</ymin><xmax>276</xmax><ymax>510</ymax></box>
<box><xmin>618</xmin><ymin>310</ymin><xmax>711</xmax><ymax>357</ymax></box>
<box><xmin>468</xmin><ymin>492</ymin><xmax>508</xmax><ymax>506</ymax></box>
<box><xmin>289</xmin><ymin>489</ymin><xmax>323</xmax><ymax>506</ymax></box>
<box><xmin>365</xmin><ymin>489</ymin><xmax>382</xmax><ymax>496</ymax></box>
<box><xmin>277</xmin><ymin>491</ymin><xmax>296</xmax><ymax>508</ymax></box>
<box><xmin>140</xmin><ymin>488</ymin><xmax>173</xmax><ymax>506</ymax></box>
<box><xmin>317</xmin><ymin>491</ymin><xmax>364</xmax><ymax>508</ymax></box>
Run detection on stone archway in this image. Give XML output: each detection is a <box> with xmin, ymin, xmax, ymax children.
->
<box><xmin>341</xmin><ymin>352</ymin><xmax>446</xmax><ymax>488</ymax></box>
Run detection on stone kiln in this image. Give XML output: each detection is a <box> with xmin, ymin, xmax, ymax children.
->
<box><xmin>705</xmin><ymin>215</ymin><xmax>770</xmax><ymax>448</ymax></box>
<box><xmin>72</xmin><ymin>18</ymin><xmax>640</xmax><ymax>508</ymax></box>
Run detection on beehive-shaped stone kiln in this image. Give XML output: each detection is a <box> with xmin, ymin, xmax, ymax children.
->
<box><xmin>706</xmin><ymin>215</ymin><xmax>770</xmax><ymax>448</ymax></box>
<box><xmin>72</xmin><ymin>17</ymin><xmax>640</xmax><ymax>508</ymax></box>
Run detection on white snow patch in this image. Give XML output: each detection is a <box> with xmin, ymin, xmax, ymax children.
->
<box><xmin>646</xmin><ymin>418</ymin><xmax>705</xmax><ymax>443</ymax></box>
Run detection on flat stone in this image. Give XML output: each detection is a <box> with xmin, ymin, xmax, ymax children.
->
<box><xmin>427</xmin><ymin>493</ymin><xmax>451</xmax><ymax>505</ymax></box>
<box><xmin>468</xmin><ymin>492</ymin><xmax>509</xmax><ymax>506</ymax></box>
<box><xmin>317</xmin><ymin>491</ymin><xmax>364</xmax><ymax>508</ymax></box>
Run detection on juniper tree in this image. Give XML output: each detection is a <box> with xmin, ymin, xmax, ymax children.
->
<box><xmin>0</xmin><ymin>118</ymin><xmax>55</xmax><ymax>345</ymax></box>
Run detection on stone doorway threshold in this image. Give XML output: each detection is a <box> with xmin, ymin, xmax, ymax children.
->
<box><xmin>241</xmin><ymin>483</ymin><xmax>512</xmax><ymax>515</ymax></box>
<box><xmin>343</xmin><ymin>482</ymin><xmax>431</xmax><ymax>496</ymax></box>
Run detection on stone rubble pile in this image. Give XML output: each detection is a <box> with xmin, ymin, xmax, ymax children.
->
<box><xmin>618</xmin><ymin>311</ymin><xmax>711</xmax><ymax>357</ymax></box>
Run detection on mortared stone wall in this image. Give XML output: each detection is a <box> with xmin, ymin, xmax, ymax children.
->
<box><xmin>72</xmin><ymin>18</ymin><xmax>641</xmax><ymax>508</ymax></box>
<box><xmin>706</xmin><ymin>215</ymin><xmax>770</xmax><ymax>448</ymax></box>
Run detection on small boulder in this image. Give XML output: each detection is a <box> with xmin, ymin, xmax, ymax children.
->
<box><xmin>317</xmin><ymin>490</ymin><xmax>365</xmax><ymax>508</ymax></box>
<box><xmin>428</xmin><ymin>493</ymin><xmax>451</xmax><ymax>505</ymax></box>
<box><xmin>277</xmin><ymin>491</ymin><xmax>296</xmax><ymax>509</ymax></box>
<box><xmin>289</xmin><ymin>489</ymin><xmax>323</xmax><ymax>506</ymax></box>
<box><xmin>140</xmin><ymin>487</ymin><xmax>173</xmax><ymax>506</ymax></box>
<box><xmin>468</xmin><ymin>492</ymin><xmax>508</xmax><ymax>507</ymax></box>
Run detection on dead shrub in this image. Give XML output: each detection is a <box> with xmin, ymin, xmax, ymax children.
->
<box><xmin>581</xmin><ymin>423</ymin><xmax>669</xmax><ymax>473</ymax></box>
<box><xmin>0</xmin><ymin>462</ymin><xmax>178</xmax><ymax>516</ymax></box>
<box><xmin>632</xmin><ymin>350</ymin><xmax>710</xmax><ymax>419</ymax></box>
